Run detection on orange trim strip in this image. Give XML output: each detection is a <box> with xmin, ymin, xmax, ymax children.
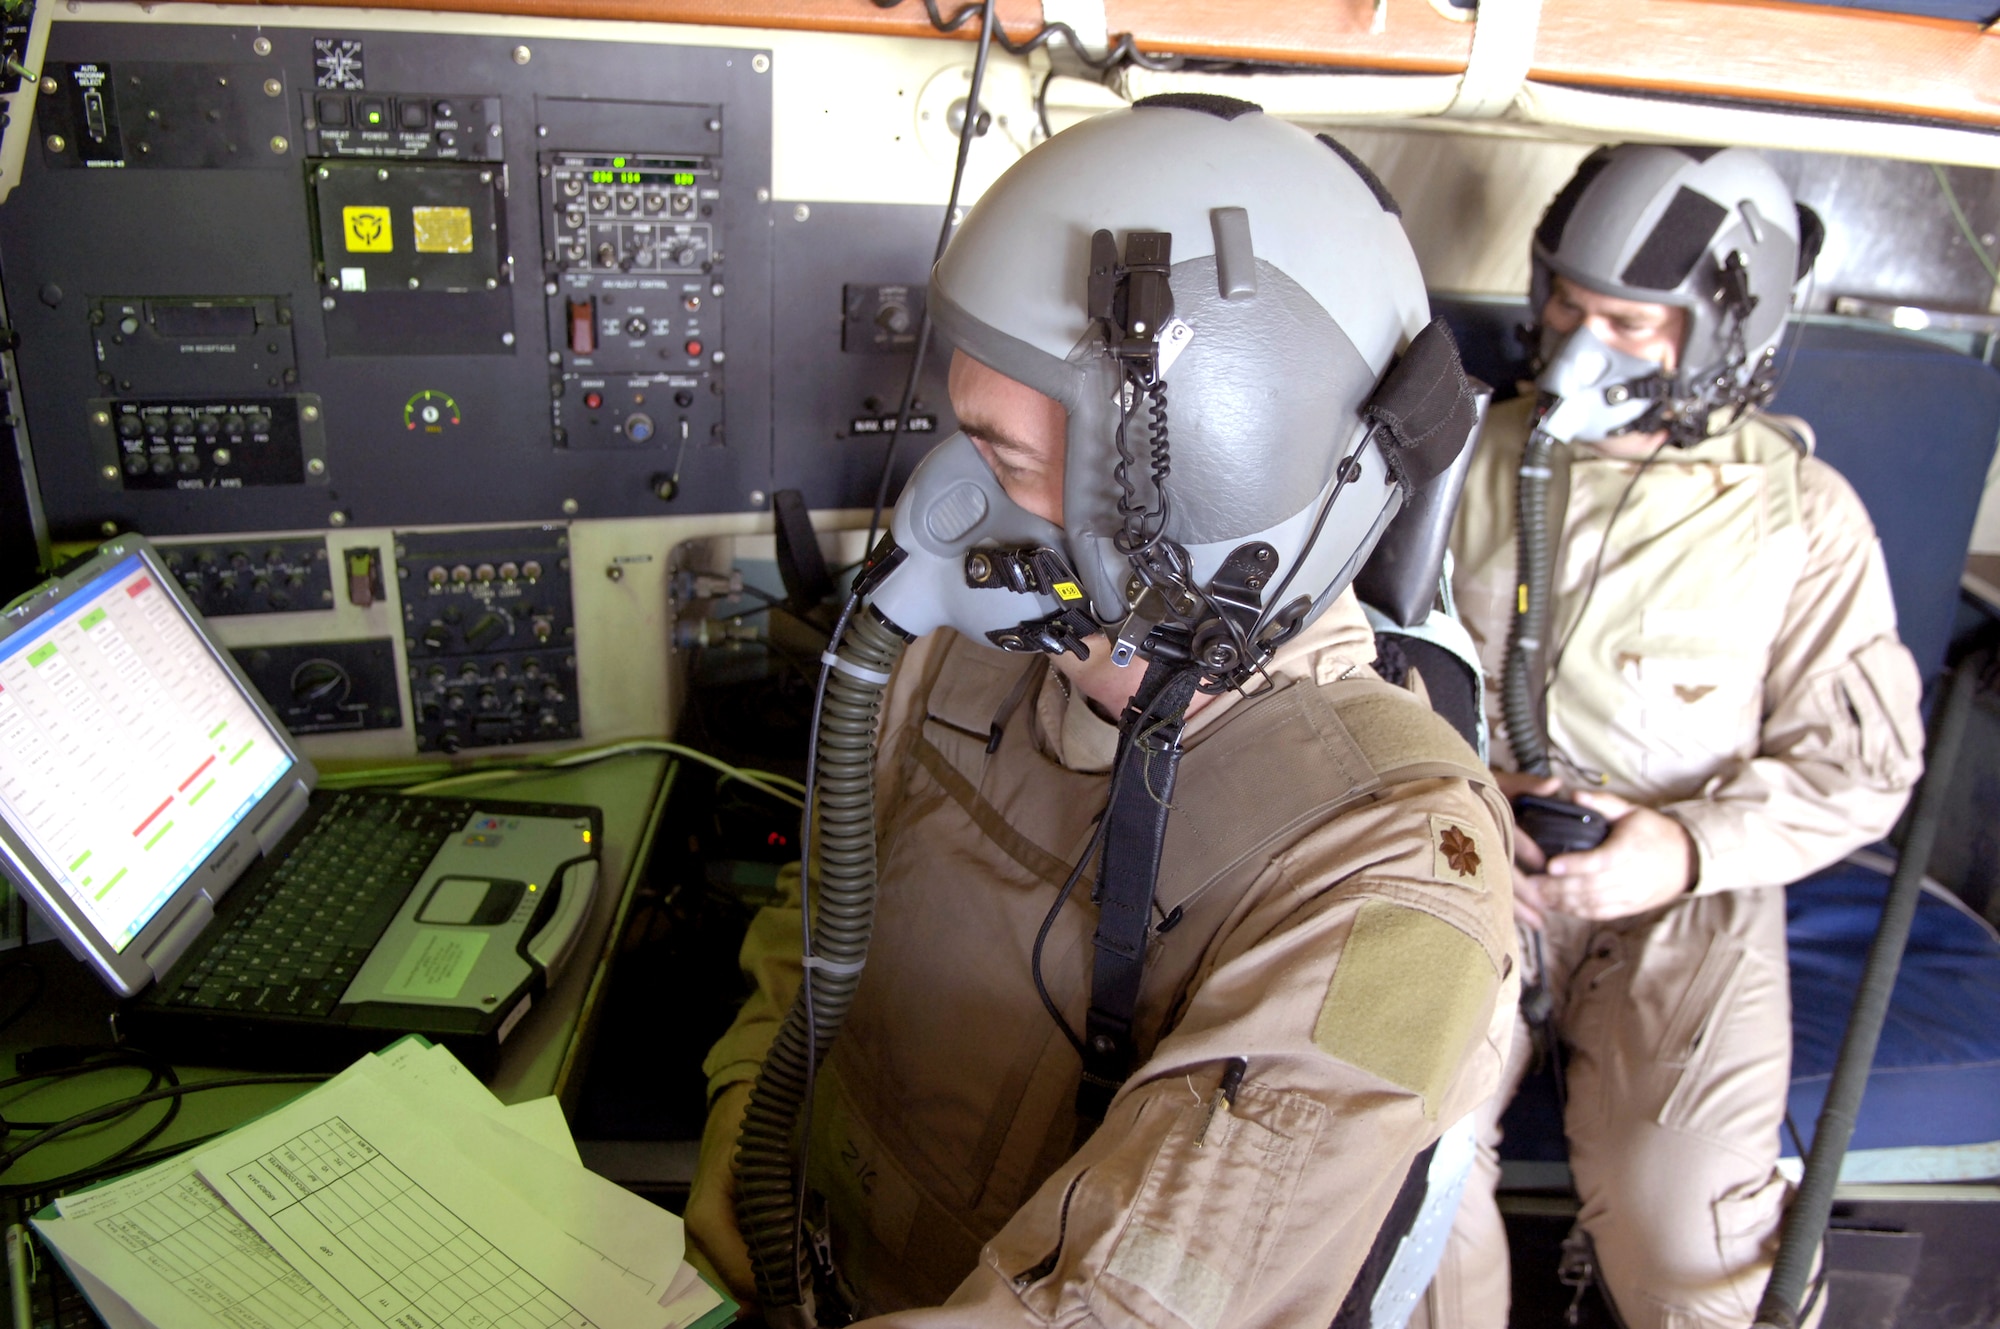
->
<box><xmin>211</xmin><ymin>0</ymin><xmax>2000</xmax><ymax>129</ymax></box>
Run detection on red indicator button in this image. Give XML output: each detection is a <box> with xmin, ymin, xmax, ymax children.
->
<box><xmin>684</xmin><ymin>339</ymin><xmax>703</xmax><ymax>357</ymax></box>
<box><xmin>583</xmin><ymin>391</ymin><xmax>603</xmax><ymax>410</ymax></box>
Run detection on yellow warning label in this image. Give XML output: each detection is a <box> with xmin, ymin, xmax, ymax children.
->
<box><xmin>342</xmin><ymin>205</ymin><xmax>393</xmax><ymax>253</ymax></box>
<box><xmin>412</xmin><ymin>205</ymin><xmax>474</xmax><ymax>254</ymax></box>
<box><xmin>1052</xmin><ymin>581</ymin><xmax>1084</xmax><ymax>602</ymax></box>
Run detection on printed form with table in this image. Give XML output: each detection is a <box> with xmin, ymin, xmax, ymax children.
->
<box><xmin>28</xmin><ymin>1038</ymin><xmax>731</xmax><ymax>1329</ymax></box>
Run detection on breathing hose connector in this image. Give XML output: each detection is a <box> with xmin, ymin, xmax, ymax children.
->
<box><xmin>734</xmin><ymin>606</ymin><xmax>908</xmax><ymax>1320</ymax></box>
<box><xmin>1502</xmin><ymin>426</ymin><xmax>1558</xmax><ymax>777</ymax></box>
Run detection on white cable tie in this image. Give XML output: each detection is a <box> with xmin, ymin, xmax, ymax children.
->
<box><xmin>803</xmin><ymin>954</ymin><xmax>867</xmax><ymax>975</ymax></box>
<box><xmin>1518</xmin><ymin>465</ymin><xmax>1553</xmax><ymax>479</ymax></box>
<box><xmin>822</xmin><ymin>650</ymin><xmax>893</xmax><ymax>686</ymax></box>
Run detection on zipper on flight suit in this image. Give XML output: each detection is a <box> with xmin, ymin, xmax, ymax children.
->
<box><xmin>1014</xmin><ymin>1169</ymin><xmax>1086</xmax><ymax>1288</ymax></box>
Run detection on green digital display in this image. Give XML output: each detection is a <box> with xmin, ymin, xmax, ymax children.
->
<box><xmin>572</xmin><ymin>156</ymin><xmax>704</xmax><ymax>188</ymax></box>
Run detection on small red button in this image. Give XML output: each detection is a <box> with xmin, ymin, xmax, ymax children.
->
<box><xmin>684</xmin><ymin>339</ymin><xmax>703</xmax><ymax>357</ymax></box>
<box><xmin>583</xmin><ymin>391</ymin><xmax>603</xmax><ymax>409</ymax></box>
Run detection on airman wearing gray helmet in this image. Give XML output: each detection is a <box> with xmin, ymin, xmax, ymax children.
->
<box><xmin>684</xmin><ymin>97</ymin><xmax>1520</xmax><ymax>1327</ymax></box>
<box><xmin>1432</xmin><ymin>144</ymin><xmax>1924</xmax><ymax>1329</ymax></box>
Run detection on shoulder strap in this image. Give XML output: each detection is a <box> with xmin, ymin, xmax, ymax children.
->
<box><xmin>1074</xmin><ymin>671</ymin><xmax>1490</xmax><ymax>1129</ymax></box>
<box><xmin>1077</xmin><ymin>662</ymin><xmax>1202</xmax><ymax>1127</ymax></box>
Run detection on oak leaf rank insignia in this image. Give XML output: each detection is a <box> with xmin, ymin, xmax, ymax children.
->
<box><xmin>1440</xmin><ymin>825</ymin><xmax>1481</xmax><ymax>878</ymax></box>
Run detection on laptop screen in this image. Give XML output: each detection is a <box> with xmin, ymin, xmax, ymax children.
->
<box><xmin>0</xmin><ymin>553</ymin><xmax>292</xmax><ymax>952</ymax></box>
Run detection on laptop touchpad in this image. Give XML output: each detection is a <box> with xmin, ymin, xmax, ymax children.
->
<box><xmin>419</xmin><ymin>876</ymin><xmax>526</xmax><ymax>926</ymax></box>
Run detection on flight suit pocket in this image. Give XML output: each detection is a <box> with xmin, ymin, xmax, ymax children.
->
<box><xmin>1091</xmin><ymin>1084</ymin><xmax>1320</xmax><ymax>1329</ymax></box>
<box><xmin>1634</xmin><ymin>654</ymin><xmax>1761</xmax><ymax>789</ymax></box>
<box><xmin>1829</xmin><ymin>636</ymin><xmax>1923</xmax><ymax>789</ymax></box>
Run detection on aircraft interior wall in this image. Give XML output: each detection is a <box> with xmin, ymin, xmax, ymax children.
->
<box><xmin>0</xmin><ymin>3</ymin><xmax>1995</xmax><ymax>767</ymax></box>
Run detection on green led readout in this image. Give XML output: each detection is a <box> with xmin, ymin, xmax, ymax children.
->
<box><xmin>586</xmin><ymin>167</ymin><xmax>698</xmax><ymax>186</ymax></box>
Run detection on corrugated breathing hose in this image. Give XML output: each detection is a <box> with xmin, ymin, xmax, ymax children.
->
<box><xmin>734</xmin><ymin>606</ymin><xmax>907</xmax><ymax>1324</ymax></box>
<box><xmin>1503</xmin><ymin>429</ymin><xmax>1558</xmax><ymax>776</ymax></box>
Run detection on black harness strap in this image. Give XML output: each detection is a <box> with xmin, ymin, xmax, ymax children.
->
<box><xmin>1076</xmin><ymin>659</ymin><xmax>1202</xmax><ymax>1127</ymax></box>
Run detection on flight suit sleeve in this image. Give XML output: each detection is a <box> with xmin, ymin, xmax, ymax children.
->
<box><xmin>1662</xmin><ymin>459</ymin><xmax>1926</xmax><ymax>894</ymax></box>
<box><xmin>859</xmin><ymin>776</ymin><xmax>1519</xmax><ymax>1329</ymax></box>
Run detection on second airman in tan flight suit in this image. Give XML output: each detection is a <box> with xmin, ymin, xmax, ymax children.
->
<box><xmin>1427</xmin><ymin>145</ymin><xmax>1924</xmax><ymax>1329</ymax></box>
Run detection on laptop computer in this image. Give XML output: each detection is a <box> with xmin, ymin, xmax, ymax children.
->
<box><xmin>0</xmin><ymin>535</ymin><xmax>604</xmax><ymax>1071</ymax></box>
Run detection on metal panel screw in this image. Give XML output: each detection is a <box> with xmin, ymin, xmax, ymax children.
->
<box><xmin>253</xmin><ymin>36</ymin><xmax>272</xmax><ymax>55</ymax></box>
<box><xmin>91</xmin><ymin>410</ymin><xmax>110</xmax><ymax>426</ymax></box>
<box><xmin>501</xmin><ymin>331</ymin><xmax>516</xmax><ymax>346</ymax></box>
<box><xmin>100</xmin><ymin>520</ymin><xmax>116</xmax><ymax>536</ymax></box>
<box><xmin>561</xmin><ymin>497</ymin><xmax>579</xmax><ymax>515</ymax></box>
<box><xmin>328</xmin><ymin>510</ymin><xmax>348</xmax><ymax>527</ymax></box>
<box><xmin>512</xmin><ymin>45</ymin><xmax>531</xmax><ymax>65</ymax></box>
<box><xmin>263</xmin><ymin>77</ymin><xmax>282</xmax><ymax>97</ymax></box>
<box><xmin>793</xmin><ymin>204</ymin><xmax>810</xmax><ymax>222</ymax></box>
<box><xmin>301</xmin><ymin>404</ymin><xmax>321</xmax><ymax>422</ymax></box>
<box><xmin>44</xmin><ymin>134</ymin><xmax>64</xmax><ymax>153</ymax></box>
<box><xmin>751</xmin><ymin>53</ymin><xmax>770</xmax><ymax>73</ymax></box>
<box><xmin>755</xmin><ymin>187</ymin><xmax>770</xmax><ymax>204</ymax></box>
<box><xmin>270</xmin><ymin>135</ymin><xmax>288</xmax><ymax>153</ymax></box>
<box><xmin>100</xmin><ymin>464</ymin><xmax>117</xmax><ymax>479</ymax></box>
<box><xmin>307</xmin><ymin>458</ymin><xmax>326</xmax><ymax>475</ymax></box>
<box><xmin>748</xmin><ymin>490</ymin><xmax>767</xmax><ymax>507</ymax></box>
<box><xmin>39</xmin><ymin>77</ymin><xmax>56</xmax><ymax>95</ymax></box>
<box><xmin>212</xmin><ymin>447</ymin><xmax>231</xmax><ymax>465</ymax></box>
<box><xmin>322</xmin><ymin>296</ymin><xmax>337</xmax><ymax>310</ymax></box>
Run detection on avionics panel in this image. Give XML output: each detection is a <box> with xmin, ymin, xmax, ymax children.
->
<box><xmin>1</xmin><ymin>21</ymin><xmax>775</xmax><ymax>540</ymax></box>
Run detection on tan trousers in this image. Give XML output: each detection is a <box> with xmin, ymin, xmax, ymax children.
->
<box><xmin>1414</xmin><ymin>887</ymin><xmax>1811</xmax><ymax>1329</ymax></box>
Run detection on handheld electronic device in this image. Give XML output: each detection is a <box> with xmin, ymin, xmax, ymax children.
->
<box><xmin>1511</xmin><ymin>793</ymin><xmax>1611</xmax><ymax>858</ymax></box>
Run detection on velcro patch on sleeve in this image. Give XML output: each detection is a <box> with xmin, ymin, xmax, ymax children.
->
<box><xmin>1429</xmin><ymin>813</ymin><xmax>1489</xmax><ymax>893</ymax></box>
<box><xmin>1312</xmin><ymin>901</ymin><xmax>1499</xmax><ymax>1120</ymax></box>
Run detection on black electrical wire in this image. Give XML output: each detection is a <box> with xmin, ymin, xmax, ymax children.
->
<box><xmin>1031</xmin><ymin>816</ymin><xmax>1107</xmax><ymax>1054</ymax></box>
<box><xmin>871</xmin><ymin>0</ymin><xmax>1181</xmax><ymax>73</ymax></box>
<box><xmin>862</xmin><ymin>0</ymin><xmax>1001</xmax><ymax>554</ymax></box>
<box><xmin>1541</xmin><ymin>437</ymin><xmax>1671</xmax><ymax>703</ymax></box>
<box><xmin>0</xmin><ymin>1069</ymin><xmax>326</xmax><ymax>1196</ymax></box>
<box><xmin>1035</xmin><ymin>65</ymin><xmax>1057</xmax><ymax>142</ymax></box>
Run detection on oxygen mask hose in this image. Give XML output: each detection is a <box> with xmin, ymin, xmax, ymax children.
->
<box><xmin>1502</xmin><ymin>427</ymin><xmax>1558</xmax><ymax>777</ymax></box>
<box><xmin>734</xmin><ymin>606</ymin><xmax>907</xmax><ymax>1322</ymax></box>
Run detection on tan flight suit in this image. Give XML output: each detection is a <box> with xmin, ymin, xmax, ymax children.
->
<box><xmin>700</xmin><ymin>592</ymin><xmax>1522</xmax><ymax>1326</ymax></box>
<box><xmin>1429</xmin><ymin>395</ymin><xmax>1925</xmax><ymax>1329</ymax></box>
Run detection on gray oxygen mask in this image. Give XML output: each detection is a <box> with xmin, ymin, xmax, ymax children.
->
<box><xmin>1534</xmin><ymin>324</ymin><xmax>1669</xmax><ymax>444</ymax></box>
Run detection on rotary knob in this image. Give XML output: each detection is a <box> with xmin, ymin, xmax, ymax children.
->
<box><xmin>290</xmin><ymin>658</ymin><xmax>352</xmax><ymax>706</ymax></box>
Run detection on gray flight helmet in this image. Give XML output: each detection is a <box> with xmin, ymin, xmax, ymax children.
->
<box><xmin>1530</xmin><ymin>145</ymin><xmax>1814</xmax><ymax>441</ymax></box>
<box><xmin>926</xmin><ymin>96</ymin><xmax>1431</xmax><ymax>630</ymax></box>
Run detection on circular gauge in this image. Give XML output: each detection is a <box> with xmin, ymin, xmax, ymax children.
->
<box><xmin>404</xmin><ymin>390</ymin><xmax>462</xmax><ymax>432</ymax></box>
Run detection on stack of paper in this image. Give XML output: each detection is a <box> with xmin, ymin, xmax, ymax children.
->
<box><xmin>31</xmin><ymin>1039</ymin><xmax>732</xmax><ymax>1329</ymax></box>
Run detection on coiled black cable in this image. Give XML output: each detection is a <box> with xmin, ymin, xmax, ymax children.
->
<box><xmin>1112</xmin><ymin>372</ymin><xmax>1172</xmax><ymax>557</ymax></box>
<box><xmin>870</xmin><ymin>0</ymin><xmax>1182</xmax><ymax>73</ymax></box>
<box><xmin>734</xmin><ymin>608</ymin><xmax>909</xmax><ymax>1318</ymax></box>
<box><xmin>1502</xmin><ymin>428</ymin><xmax>1558</xmax><ymax>776</ymax></box>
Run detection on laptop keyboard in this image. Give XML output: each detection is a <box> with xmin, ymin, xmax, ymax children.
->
<box><xmin>163</xmin><ymin>792</ymin><xmax>468</xmax><ymax>1018</ymax></box>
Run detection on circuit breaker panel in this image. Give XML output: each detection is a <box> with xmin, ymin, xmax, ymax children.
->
<box><xmin>3</xmin><ymin>21</ymin><xmax>776</xmax><ymax>540</ymax></box>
